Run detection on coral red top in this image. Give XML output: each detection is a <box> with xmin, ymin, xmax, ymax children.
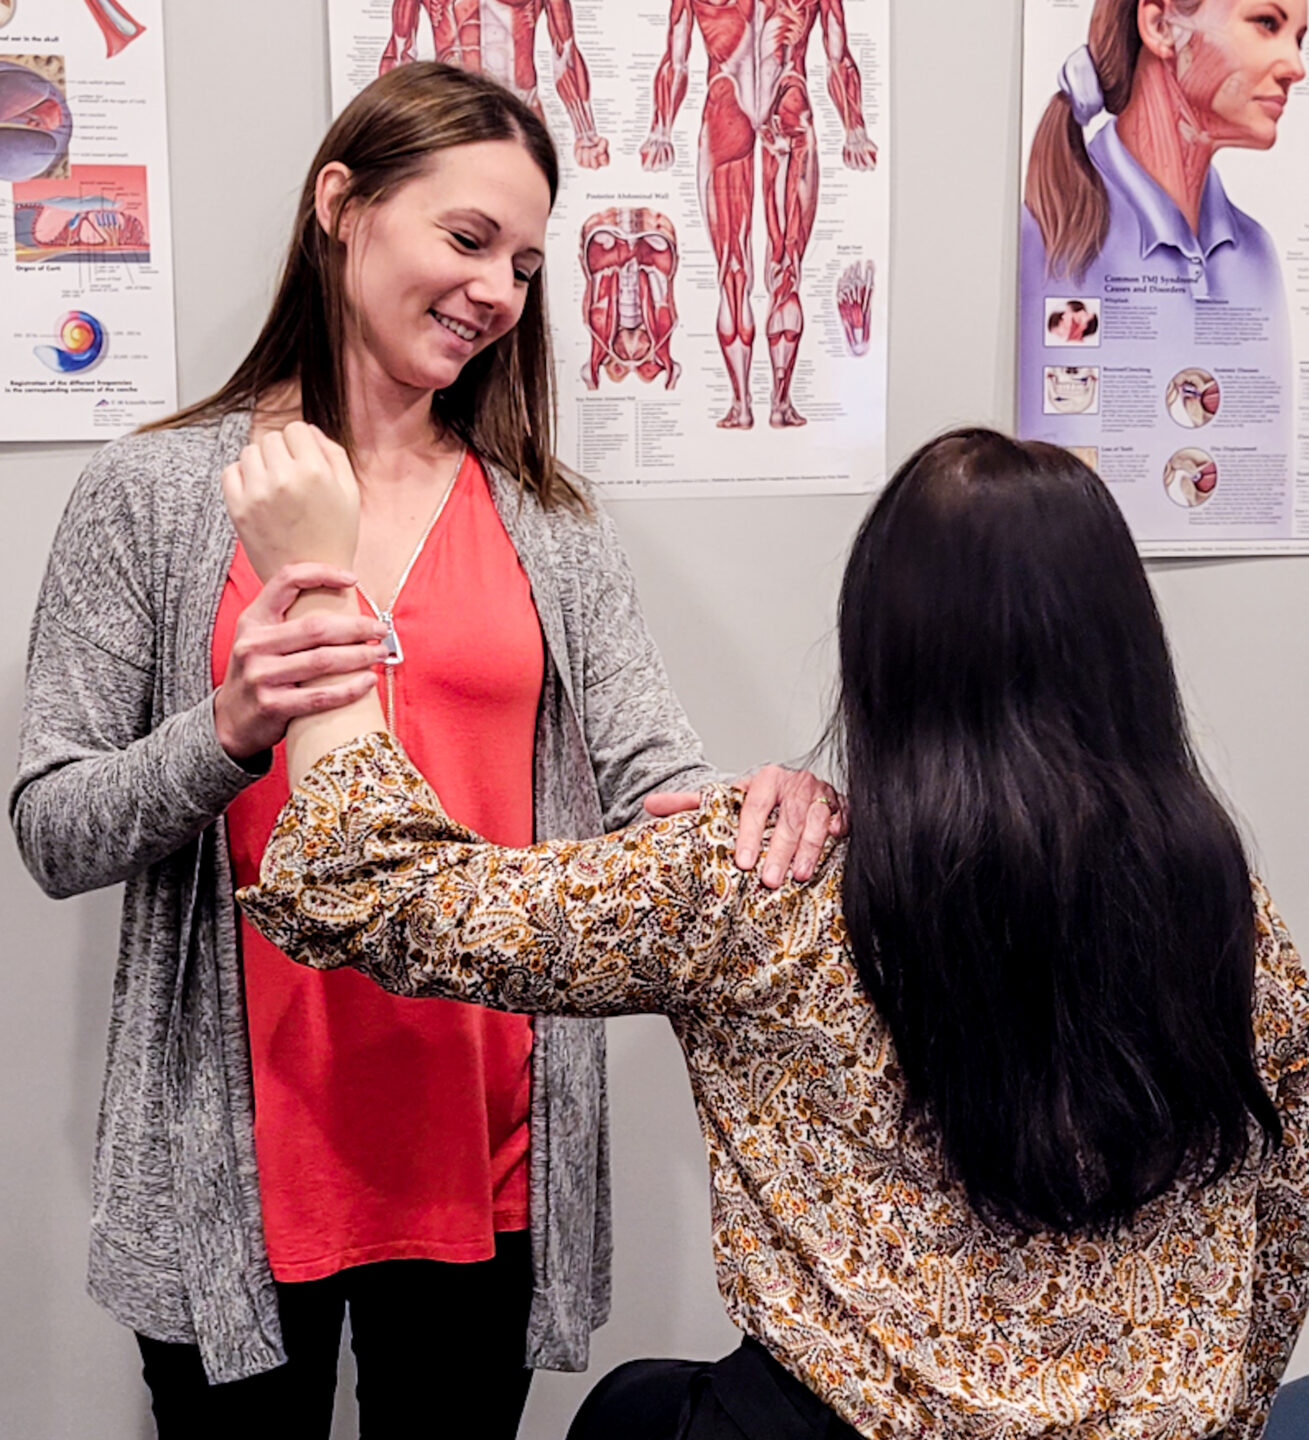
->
<box><xmin>213</xmin><ymin>453</ymin><xmax>541</xmax><ymax>1282</ymax></box>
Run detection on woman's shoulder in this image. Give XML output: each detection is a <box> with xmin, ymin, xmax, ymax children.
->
<box><xmin>1250</xmin><ymin>877</ymin><xmax>1309</xmax><ymax>1085</ymax></box>
<box><xmin>68</xmin><ymin>414</ymin><xmax>237</xmax><ymax>521</ymax></box>
<box><xmin>93</xmin><ymin>413</ymin><xmax>232</xmax><ymax>475</ymax></box>
<box><xmin>49</xmin><ymin>416</ymin><xmax>238</xmax><ymax>575</ymax></box>
<box><xmin>76</xmin><ymin>414</ymin><xmax>232</xmax><ymax>498</ymax></box>
<box><xmin>484</xmin><ymin>459</ymin><xmax>618</xmax><ymax>558</ymax></box>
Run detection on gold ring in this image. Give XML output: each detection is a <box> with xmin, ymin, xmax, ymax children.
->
<box><xmin>814</xmin><ymin>794</ymin><xmax>836</xmax><ymax>809</ymax></box>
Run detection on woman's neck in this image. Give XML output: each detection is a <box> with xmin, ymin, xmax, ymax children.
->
<box><xmin>344</xmin><ymin>351</ymin><xmax>455</xmax><ymax>482</ymax></box>
<box><xmin>1115</xmin><ymin>50</ymin><xmax>1216</xmax><ymax>235</ymax></box>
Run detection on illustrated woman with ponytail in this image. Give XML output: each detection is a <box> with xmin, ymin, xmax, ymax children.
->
<box><xmin>1018</xmin><ymin>1</ymin><xmax>1305</xmax><ymax>474</ymax></box>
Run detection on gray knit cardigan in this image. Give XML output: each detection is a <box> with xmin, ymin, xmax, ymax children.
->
<box><xmin>10</xmin><ymin>411</ymin><xmax>716</xmax><ymax>1383</ymax></box>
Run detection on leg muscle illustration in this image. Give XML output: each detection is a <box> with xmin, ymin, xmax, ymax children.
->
<box><xmin>642</xmin><ymin>0</ymin><xmax>877</xmax><ymax>428</ymax></box>
<box><xmin>580</xmin><ymin>209</ymin><xmax>680</xmax><ymax>390</ymax></box>
<box><xmin>379</xmin><ymin>0</ymin><xmax>608</xmax><ymax>168</ymax></box>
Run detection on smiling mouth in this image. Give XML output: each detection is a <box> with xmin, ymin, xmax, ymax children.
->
<box><xmin>429</xmin><ymin>310</ymin><xmax>480</xmax><ymax>342</ymax></box>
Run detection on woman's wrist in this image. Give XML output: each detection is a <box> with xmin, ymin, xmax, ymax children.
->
<box><xmin>286</xmin><ymin>692</ymin><xmax>388</xmax><ymax>787</ymax></box>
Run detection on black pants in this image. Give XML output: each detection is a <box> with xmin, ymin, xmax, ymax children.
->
<box><xmin>566</xmin><ymin>1337</ymin><xmax>861</xmax><ymax>1440</ymax></box>
<box><xmin>136</xmin><ymin>1233</ymin><xmax>534</xmax><ymax>1440</ymax></box>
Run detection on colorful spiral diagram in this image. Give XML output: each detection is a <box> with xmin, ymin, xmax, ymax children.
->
<box><xmin>34</xmin><ymin>310</ymin><xmax>106</xmax><ymax>373</ymax></box>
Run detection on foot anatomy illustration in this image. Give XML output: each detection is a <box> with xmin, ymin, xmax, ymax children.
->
<box><xmin>580</xmin><ymin>208</ymin><xmax>680</xmax><ymax>390</ymax></box>
<box><xmin>380</xmin><ymin>0</ymin><xmax>609</xmax><ymax>168</ymax></box>
<box><xmin>641</xmin><ymin>0</ymin><xmax>877</xmax><ymax>428</ymax></box>
<box><xmin>836</xmin><ymin>260</ymin><xmax>875</xmax><ymax>357</ymax></box>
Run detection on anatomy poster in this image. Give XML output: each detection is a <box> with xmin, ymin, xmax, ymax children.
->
<box><xmin>1019</xmin><ymin>0</ymin><xmax>1309</xmax><ymax>556</ymax></box>
<box><xmin>329</xmin><ymin>0</ymin><xmax>890</xmax><ymax>498</ymax></box>
<box><xmin>0</xmin><ymin>0</ymin><xmax>177</xmax><ymax>441</ymax></box>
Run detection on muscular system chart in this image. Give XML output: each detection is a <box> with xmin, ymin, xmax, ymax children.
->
<box><xmin>0</xmin><ymin>0</ymin><xmax>176</xmax><ymax>440</ymax></box>
<box><xmin>329</xmin><ymin>0</ymin><xmax>890</xmax><ymax>498</ymax></box>
<box><xmin>1019</xmin><ymin>0</ymin><xmax>1309</xmax><ymax>556</ymax></box>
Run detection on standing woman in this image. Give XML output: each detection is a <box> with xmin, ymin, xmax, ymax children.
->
<box><xmin>9</xmin><ymin>64</ymin><xmax>838</xmax><ymax>1438</ymax></box>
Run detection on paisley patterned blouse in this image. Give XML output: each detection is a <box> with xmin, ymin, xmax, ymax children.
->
<box><xmin>239</xmin><ymin>733</ymin><xmax>1309</xmax><ymax>1440</ymax></box>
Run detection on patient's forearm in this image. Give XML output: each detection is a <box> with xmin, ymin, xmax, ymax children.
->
<box><xmin>284</xmin><ymin>589</ymin><xmax>388</xmax><ymax>786</ymax></box>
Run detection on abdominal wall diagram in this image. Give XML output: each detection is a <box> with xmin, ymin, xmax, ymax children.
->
<box><xmin>1018</xmin><ymin>0</ymin><xmax>1309</xmax><ymax>556</ymax></box>
<box><xmin>328</xmin><ymin>0</ymin><xmax>890</xmax><ymax>498</ymax></box>
<box><xmin>0</xmin><ymin>0</ymin><xmax>176</xmax><ymax>442</ymax></box>
<box><xmin>580</xmin><ymin>207</ymin><xmax>680</xmax><ymax>390</ymax></box>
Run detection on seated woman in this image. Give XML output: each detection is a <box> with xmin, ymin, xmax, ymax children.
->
<box><xmin>229</xmin><ymin>425</ymin><xmax>1309</xmax><ymax>1440</ymax></box>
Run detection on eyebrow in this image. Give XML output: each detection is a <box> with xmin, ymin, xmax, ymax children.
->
<box><xmin>443</xmin><ymin>207</ymin><xmax>545</xmax><ymax>259</ymax></box>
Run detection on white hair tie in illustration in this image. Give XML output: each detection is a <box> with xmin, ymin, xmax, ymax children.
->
<box><xmin>1058</xmin><ymin>45</ymin><xmax>1106</xmax><ymax>127</ymax></box>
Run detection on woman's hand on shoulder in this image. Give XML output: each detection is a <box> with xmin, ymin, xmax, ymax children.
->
<box><xmin>214</xmin><ymin>564</ymin><xmax>388</xmax><ymax>761</ymax></box>
<box><xmin>222</xmin><ymin>421</ymin><xmax>360</xmax><ymax>582</ymax></box>
<box><xmin>643</xmin><ymin>765</ymin><xmax>845</xmax><ymax>888</ymax></box>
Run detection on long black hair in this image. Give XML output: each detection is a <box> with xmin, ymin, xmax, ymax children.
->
<box><xmin>837</xmin><ymin>429</ymin><xmax>1280</xmax><ymax>1234</ymax></box>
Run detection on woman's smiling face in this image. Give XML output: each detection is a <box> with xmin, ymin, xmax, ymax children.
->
<box><xmin>330</xmin><ymin>137</ymin><xmax>552</xmax><ymax>397</ymax></box>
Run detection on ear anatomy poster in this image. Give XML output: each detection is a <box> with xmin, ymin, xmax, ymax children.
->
<box><xmin>329</xmin><ymin>0</ymin><xmax>889</xmax><ymax>499</ymax></box>
<box><xmin>0</xmin><ymin>0</ymin><xmax>176</xmax><ymax>441</ymax></box>
<box><xmin>1020</xmin><ymin>0</ymin><xmax>1309</xmax><ymax>555</ymax></box>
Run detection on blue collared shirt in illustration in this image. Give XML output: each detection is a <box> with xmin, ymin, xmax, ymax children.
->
<box><xmin>1019</xmin><ymin>117</ymin><xmax>1293</xmax><ymax>549</ymax></box>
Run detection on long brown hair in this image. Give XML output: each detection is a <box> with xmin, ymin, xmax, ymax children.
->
<box><xmin>1025</xmin><ymin>0</ymin><xmax>1201</xmax><ymax>281</ymax></box>
<box><xmin>145</xmin><ymin>63</ymin><xmax>581</xmax><ymax>508</ymax></box>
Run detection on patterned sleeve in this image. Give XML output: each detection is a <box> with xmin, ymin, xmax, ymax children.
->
<box><xmin>237</xmin><ymin>731</ymin><xmax>743</xmax><ymax>1016</ymax></box>
<box><xmin>1228</xmin><ymin>884</ymin><xmax>1309</xmax><ymax>1439</ymax></box>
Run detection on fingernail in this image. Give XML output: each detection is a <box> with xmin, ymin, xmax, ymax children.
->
<box><xmin>737</xmin><ymin>849</ymin><xmax>756</xmax><ymax>869</ymax></box>
<box><xmin>763</xmin><ymin>865</ymin><xmax>781</xmax><ymax>887</ymax></box>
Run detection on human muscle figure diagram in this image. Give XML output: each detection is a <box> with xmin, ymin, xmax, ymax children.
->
<box><xmin>580</xmin><ymin>208</ymin><xmax>680</xmax><ymax>391</ymax></box>
<box><xmin>641</xmin><ymin>0</ymin><xmax>877</xmax><ymax>429</ymax></box>
<box><xmin>379</xmin><ymin>0</ymin><xmax>609</xmax><ymax>168</ymax></box>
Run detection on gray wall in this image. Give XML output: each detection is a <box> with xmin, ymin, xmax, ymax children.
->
<box><xmin>2</xmin><ymin>2</ymin><xmax>1306</xmax><ymax>1436</ymax></box>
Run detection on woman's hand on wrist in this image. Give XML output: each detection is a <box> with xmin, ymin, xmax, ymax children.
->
<box><xmin>214</xmin><ymin>563</ymin><xmax>388</xmax><ymax>761</ymax></box>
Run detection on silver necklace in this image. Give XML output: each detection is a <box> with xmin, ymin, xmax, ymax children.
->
<box><xmin>356</xmin><ymin>444</ymin><xmax>466</xmax><ymax>733</ymax></box>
